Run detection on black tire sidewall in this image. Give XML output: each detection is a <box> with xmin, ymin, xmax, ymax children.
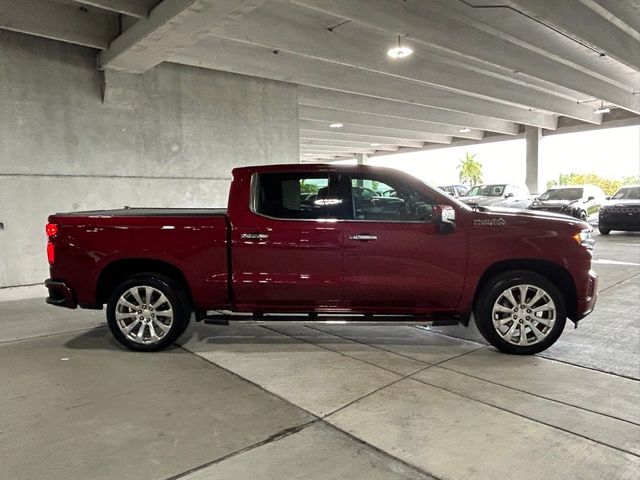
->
<box><xmin>598</xmin><ymin>226</ymin><xmax>610</xmax><ymax>235</ymax></box>
<box><xmin>106</xmin><ymin>273</ymin><xmax>190</xmax><ymax>352</ymax></box>
<box><xmin>475</xmin><ymin>270</ymin><xmax>567</xmax><ymax>355</ymax></box>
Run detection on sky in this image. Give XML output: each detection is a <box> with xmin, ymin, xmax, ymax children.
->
<box><xmin>348</xmin><ymin>124</ymin><xmax>639</xmax><ymax>190</ymax></box>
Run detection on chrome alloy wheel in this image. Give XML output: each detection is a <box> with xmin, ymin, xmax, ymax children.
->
<box><xmin>115</xmin><ymin>286</ymin><xmax>174</xmax><ymax>345</ymax></box>
<box><xmin>491</xmin><ymin>284</ymin><xmax>556</xmax><ymax>346</ymax></box>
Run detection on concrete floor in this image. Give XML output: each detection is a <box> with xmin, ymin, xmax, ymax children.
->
<box><xmin>1</xmin><ymin>233</ymin><xmax>638</xmax><ymax>479</ymax></box>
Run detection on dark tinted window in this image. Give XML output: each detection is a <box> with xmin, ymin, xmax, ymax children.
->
<box><xmin>539</xmin><ymin>188</ymin><xmax>583</xmax><ymax>201</ymax></box>
<box><xmin>350</xmin><ymin>175</ymin><xmax>434</xmax><ymax>222</ymax></box>
<box><xmin>612</xmin><ymin>186</ymin><xmax>640</xmax><ymax>200</ymax></box>
<box><xmin>254</xmin><ymin>172</ymin><xmax>350</xmax><ymax>220</ymax></box>
<box><xmin>466</xmin><ymin>184</ymin><xmax>506</xmax><ymax>196</ymax></box>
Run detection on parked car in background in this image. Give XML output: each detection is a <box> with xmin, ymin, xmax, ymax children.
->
<box><xmin>438</xmin><ymin>184</ymin><xmax>468</xmax><ymax>198</ymax></box>
<box><xmin>461</xmin><ymin>183</ymin><xmax>531</xmax><ymax>209</ymax></box>
<box><xmin>598</xmin><ymin>185</ymin><xmax>640</xmax><ymax>234</ymax></box>
<box><xmin>530</xmin><ymin>185</ymin><xmax>606</xmax><ymax>220</ymax></box>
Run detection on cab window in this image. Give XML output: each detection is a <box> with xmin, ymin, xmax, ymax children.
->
<box><xmin>254</xmin><ymin>172</ymin><xmax>350</xmax><ymax>220</ymax></box>
<box><xmin>349</xmin><ymin>175</ymin><xmax>434</xmax><ymax>222</ymax></box>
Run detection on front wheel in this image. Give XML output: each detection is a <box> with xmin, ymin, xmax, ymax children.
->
<box><xmin>106</xmin><ymin>273</ymin><xmax>191</xmax><ymax>352</ymax></box>
<box><xmin>599</xmin><ymin>226</ymin><xmax>611</xmax><ymax>235</ymax></box>
<box><xmin>475</xmin><ymin>271</ymin><xmax>566</xmax><ymax>355</ymax></box>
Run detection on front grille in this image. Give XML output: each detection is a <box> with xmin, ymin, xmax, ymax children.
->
<box><xmin>602</xmin><ymin>207</ymin><xmax>640</xmax><ymax>215</ymax></box>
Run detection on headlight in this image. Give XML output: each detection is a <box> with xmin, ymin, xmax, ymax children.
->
<box><xmin>573</xmin><ymin>229</ymin><xmax>594</xmax><ymax>250</ymax></box>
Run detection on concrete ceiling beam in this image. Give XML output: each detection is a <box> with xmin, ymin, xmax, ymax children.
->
<box><xmin>71</xmin><ymin>0</ymin><xmax>156</xmax><ymax>19</ymax></box>
<box><xmin>300</xmin><ymin>146</ymin><xmax>376</xmax><ymax>154</ymax></box>
<box><xmin>292</xmin><ymin>0</ymin><xmax>638</xmax><ymax>114</ymax></box>
<box><xmin>300</xmin><ymin>119</ymin><xmax>453</xmax><ymax>145</ymax></box>
<box><xmin>586</xmin><ymin>0</ymin><xmax>640</xmax><ymax>40</ymax></box>
<box><xmin>175</xmin><ymin>36</ymin><xmax>556</xmax><ymax>128</ymax></box>
<box><xmin>0</xmin><ymin>0</ymin><xmax>118</xmax><ymax>48</ymax></box>
<box><xmin>301</xmin><ymin>139</ymin><xmax>398</xmax><ymax>151</ymax></box>
<box><xmin>300</xmin><ymin>107</ymin><xmax>458</xmax><ymax>143</ymax></box>
<box><xmin>299</xmin><ymin>130</ymin><xmax>425</xmax><ymax>149</ymax></box>
<box><xmin>503</xmin><ymin>0</ymin><xmax>640</xmax><ymax>72</ymax></box>
<box><xmin>216</xmin><ymin>1</ymin><xmax>600</xmax><ymax>123</ymax></box>
<box><xmin>99</xmin><ymin>0</ymin><xmax>267</xmax><ymax>72</ymax></box>
<box><xmin>299</xmin><ymin>88</ymin><xmax>517</xmax><ymax>136</ymax></box>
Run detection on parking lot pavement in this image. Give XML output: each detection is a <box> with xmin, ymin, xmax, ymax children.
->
<box><xmin>0</xmin><ymin>297</ymin><xmax>104</xmax><ymax>343</ymax></box>
<box><xmin>1</xmin><ymin>233</ymin><xmax>638</xmax><ymax>480</ymax></box>
<box><xmin>0</xmin><ymin>328</ymin><xmax>315</xmax><ymax>480</ymax></box>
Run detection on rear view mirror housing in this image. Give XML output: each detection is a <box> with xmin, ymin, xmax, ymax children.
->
<box><xmin>433</xmin><ymin>205</ymin><xmax>456</xmax><ymax>233</ymax></box>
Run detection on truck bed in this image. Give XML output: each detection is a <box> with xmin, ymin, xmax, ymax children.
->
<box><xmin>54</xmin><ymin>207</ymin><xmax>228</xmax><ymax>217</ymax></box>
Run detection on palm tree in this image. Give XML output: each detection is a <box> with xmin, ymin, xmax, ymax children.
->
<box><xmin>457</xmin><ymin>152</ymin><xmax>483</xmax><ymax>187</ymax></box>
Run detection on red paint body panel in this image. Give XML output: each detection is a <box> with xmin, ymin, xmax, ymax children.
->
<box><xmin>46</xmin><ymin>164</ymin><xmax>597</xmax><ymax>322</ymax></box>
<box><xmin>47</xmin><ymin>213</ymin><xmax>229</xmax><ymax>309</ymax></box>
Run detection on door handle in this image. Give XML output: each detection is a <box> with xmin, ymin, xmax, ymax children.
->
<box><xmin>349</xmin><ymin>233</ymin><xmax>378</xmax><ymax>241</ymax></box>
<box><xmin>241</xmin><ymin>232</ymin><xmax>269</xmax><ymax>240</ymax></box>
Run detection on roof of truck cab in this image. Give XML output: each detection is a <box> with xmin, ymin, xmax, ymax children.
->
<box><xmin>232</xmin><ymin>163</ymin><xmax>402</xmax><ymax>176</ymax></box>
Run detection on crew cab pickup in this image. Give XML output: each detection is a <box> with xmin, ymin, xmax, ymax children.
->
<box><xmin>45</xmin><ymin>164</ymin><xmax>598</xmax><ymax>354</ymax></box>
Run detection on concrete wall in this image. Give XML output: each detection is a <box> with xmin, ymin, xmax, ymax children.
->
<box><xmin>0</xmin><ymin>30</ymin><xmax>299</xmax><ymax>289</ymax></box>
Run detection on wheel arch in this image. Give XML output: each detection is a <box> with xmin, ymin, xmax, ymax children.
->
<box><xmin>473</xmin><ymin>259</ymin><xmax>578</xmax><ymax>321</ymax></box>
<box><xmin>96</xmin><ymin>258</ymin><xmax>193</xmax><ymax>307</ymax></box>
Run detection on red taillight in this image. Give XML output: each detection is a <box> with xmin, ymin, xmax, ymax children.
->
<box><xmin>46</xmin><ymin>223</ymin><xmax>59</xmax><ymax>237</ymax></box>
<box><xmin>47</xmin><ymin>241</ymin><xmax>55</xmax><ymax>265</ymax></box>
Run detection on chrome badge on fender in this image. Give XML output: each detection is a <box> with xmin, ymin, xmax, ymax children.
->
<box><xmin>474</xmin><ymin>218</ymin><xmax>506</xmax><ymax>227</ymax></box>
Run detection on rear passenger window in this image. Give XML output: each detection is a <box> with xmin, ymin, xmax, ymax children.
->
<box><xmin>253</xmin><ymin>173</ymin><xmax>350</xmax><ymax>220</ymax></box>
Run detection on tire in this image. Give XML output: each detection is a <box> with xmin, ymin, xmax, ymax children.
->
<box><xmin>598</xmin><ymin>226</ymin><xmax>610</xmax><ymax>235</ymax></box>
<box><xmin>106</xmin><ymin>273</ymin><xmax>191</xmax><ymax>352</ymax></box>
<box><xmin>474</xmin><ymin>270</ymin><xmax>566</xmax><ymax>355</ymax></box>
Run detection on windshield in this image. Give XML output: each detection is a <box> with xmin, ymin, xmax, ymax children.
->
<box><xmin>612</xmin><ymin>186</ymin><xmax>640</xmax><ymax>200</ymax></box>
<box><xmin>539</xmin><ymin>187</ymin><xmax>583</xmax><ymax>201</ymax></box>
<box><xmin>466</xmin><ymin>184</ymin><xmax>505</xmax><ymax>197</ymax></box>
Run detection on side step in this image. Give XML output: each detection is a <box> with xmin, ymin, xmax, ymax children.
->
<box><xmin>202</xmin><ymin>312</ymin><xmax>460</xmax><ymax>327</ymax></box>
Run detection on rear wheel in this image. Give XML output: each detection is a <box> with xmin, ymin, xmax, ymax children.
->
<box><xmin>475</xmin><ymin>271</ymin><xmax>566</xmax><ymax>355</ymax></box>
<box><xmin>106</xmin><ymin>273</ymin><xmax>191</xmax><ymax>352</ymax></box>
<box><xmin>598</xmin><ymin>226</ymin><xmax>611</xmax><ymax>235</ymax></box>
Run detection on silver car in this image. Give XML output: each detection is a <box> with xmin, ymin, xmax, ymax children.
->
<box><xmin>462</xmin><ymin>183</ymin><xmax>531</xmax><ymax>209</ymax></box>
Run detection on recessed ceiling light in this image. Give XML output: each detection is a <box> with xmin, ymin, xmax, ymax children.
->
<box><xmin>387</xmin><ymin>35</ymin><xmax>413</xmax><ymax>59</ymax></box>
<box><xmin>303</xmin><ymin>153</ymin><xmax>314</xmax><ymax>156</ymax></box>
<box><xmin>458</xmin><ymin>127</ymin><xmax>471</xmax><ymax>133</ymax></box>
<box><xmin>370</xmin><ymin>143</ymin><xmax>381</xmax><ymax>147</ymax></box>
<box><xmin>329</xmin><ymin>123</ymin><xmax>344</xmax><ymax>128</ymax></box>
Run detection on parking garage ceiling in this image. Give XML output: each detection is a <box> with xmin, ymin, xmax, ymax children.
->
<box><xmin>2</xmin><ymin>0</ymin><xmax>639</xmax><ymax>161</ymax></box>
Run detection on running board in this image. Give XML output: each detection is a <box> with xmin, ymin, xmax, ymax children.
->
<box><xmin>202</xmin><ymin>312</ymin><xmax>460</xmax><ymax>327</ymax></box>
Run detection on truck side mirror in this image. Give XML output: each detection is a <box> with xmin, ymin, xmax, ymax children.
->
<box><xmin>505</xmin><ymin>192</ymin><xmax>514</xmax><ymax>198</ymax></box>
<box><xmin>433</xmin><ymin>205</ymin><xmax>456</xmax><ymax>233</ymax></box>
<box><xmin>587</xmin><ymin>196</ymin><xmax>595</xmax><ymax>202</ymax></box>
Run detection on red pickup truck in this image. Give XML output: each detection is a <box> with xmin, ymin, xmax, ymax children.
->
<box><xmin>45</xmin><ymin>164</ymin><xmax>597</xmax><ymax>355</ymax></box>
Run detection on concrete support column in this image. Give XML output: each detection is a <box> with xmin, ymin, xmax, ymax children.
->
<box><xmin>355</xmin><ymin>153</ymin><xmax>368</xmax><ymax>165</ymax></box>
<box><xmin>525</xmin><ymin>125</ymin><xmax>542</xmax><ymax>194</ymax></box>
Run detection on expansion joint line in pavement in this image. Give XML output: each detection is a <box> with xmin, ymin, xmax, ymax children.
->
<box><xmin>597</xmin><ymin>271</ymin><xmax>640</xmax><ymax>295</ymax></box>
<box><xmin>254</xmin><ymin>325</ymin><xmax>640</xmax><ymax>457</ymax></box>
<box><xmin>176</xmin><ymin>342</ymin><xmax>447</xmax><ymax>480</ymax></box>
<box><xmin>434</xmin><ymin>364</ymin><xmax>640</xmax><ymax>427</ymax></box>
<box><xmin>306</xmin><ymin>324</ymin><xmax>486</xmax><ymax>364</ymax></box>
<box><xmin>409</xmin><ymin>375</ymin><xmax>640</xmax><ymax>458</ymax></box>
<box><xmin>164</xmin><ymin>419</ymin><xmax>320</xmax><ymax>480</ymax></box>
